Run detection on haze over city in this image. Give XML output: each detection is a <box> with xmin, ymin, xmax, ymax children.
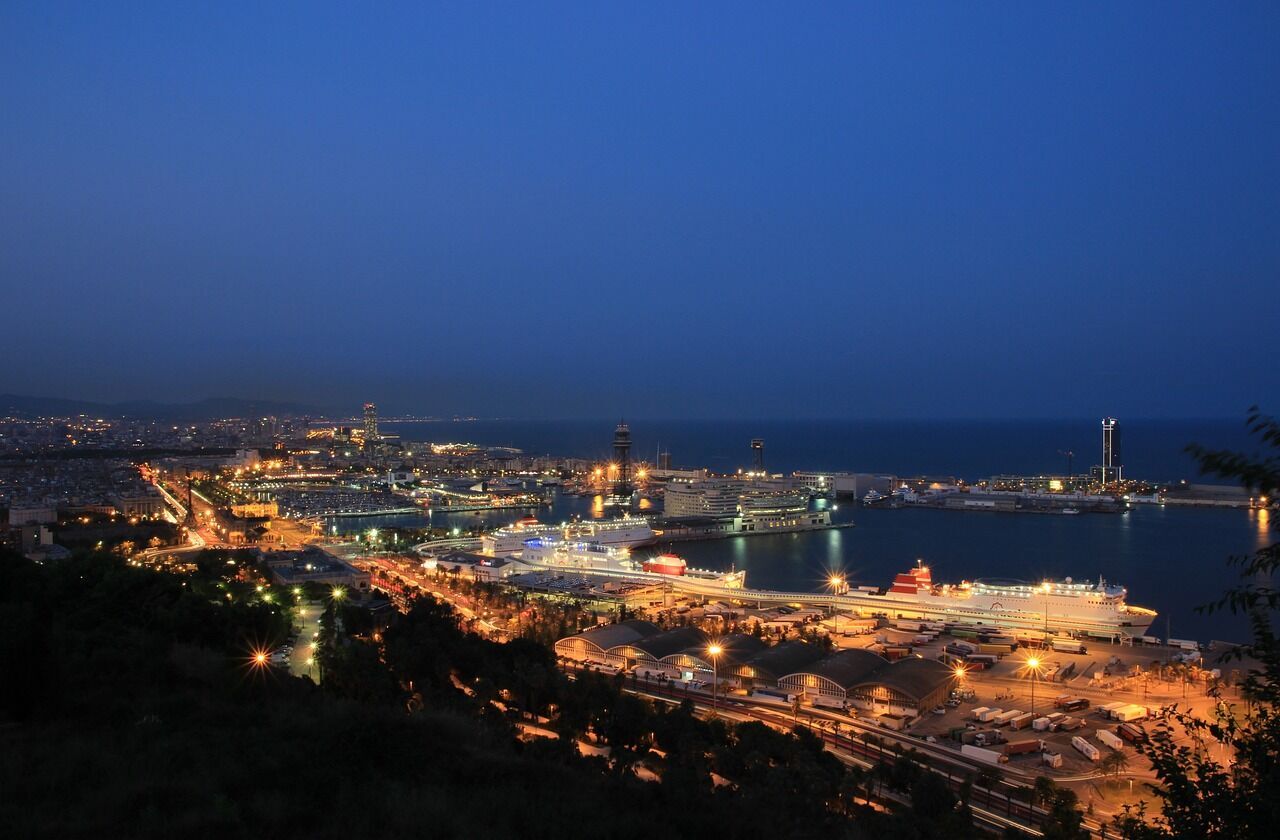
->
<box><xmin>4</xmin><ymin>3</ymin><xmax>1278</xmax><ymax>419</ymax></box>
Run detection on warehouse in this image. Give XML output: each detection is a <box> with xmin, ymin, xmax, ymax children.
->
<box><xmin>731</xmin><ymin>641</ymin><xmax>827</xmax><ymax>689</ymax></box>
<box><xmin>553</xmin><ymin>620</ymin><xmax>660</xmax><ymax>665</ymax></box>
<box><xmin>846</xmin><ymin>657</ymin><xmax>956</xmax><ymax>717</ymax></box>
<box><xmin>660</xmin><ymin>633</ymin><xmax>767</xmax><ymax>676</ymax></box>
<box><xmin>778</xmin><ymin>649</ymin><xmax>889</xmax><ymax>700</ymax></box>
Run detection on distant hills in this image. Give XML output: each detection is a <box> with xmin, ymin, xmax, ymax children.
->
<box><xmin>0</xmin><ymin>393</ymin><xmax>324</xmax><ymax>420</ymax></box>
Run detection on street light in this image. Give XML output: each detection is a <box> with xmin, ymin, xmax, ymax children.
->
<box><xmin>1025</xmin><ymin>656</ymin><xmax>1043</xmax><ymax>715</ymax></box>
<box><xmin>707</xmin><ymin>642</ymin><xmax>723</xmax><ymax>715</ymax></box>
<box><xmin>828</xmin><ymin>574</ymin><xmax>846</xmax><ymax>637</ymax></box>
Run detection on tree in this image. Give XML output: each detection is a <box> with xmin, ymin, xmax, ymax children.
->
<box><xmin>1099</xmin><ymin>749</ymin><xmax>1129</xmax><ymax>781</ymax></box>
<box><xmin>1113</xmin><ymin>407</ymin><xmax>1280</xmax><ymax>840</ymax></box>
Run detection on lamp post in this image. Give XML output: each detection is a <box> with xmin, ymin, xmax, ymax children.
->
<box><xmin>828</xmin><ymin>575</ymin><xmax>846</xmax><ymax>636</ymax></box>
<box><xmin>1027</xmin><ymin>656</ymin><xmax>1042</xmax><ymax>716</ymax></box>
<box><xmin>707</xmin><ymin>642</ymin><xmax>723</xmax><ymax>715</ymax></box>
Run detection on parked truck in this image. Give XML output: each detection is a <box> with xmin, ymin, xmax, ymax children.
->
<box><xmin>1114</xmin><ymin>705</ymin><xmax>1148</xmax><ymax>723</ymax></box>
<box><xmin>1031</xmin><ymin>716</ymin><xmax>1054</xmax><ymax>732</ymax></box>
<box><xmin>1117</xmin><ymin>722</ymin><xmax>1147</xmax><ymax>743</ymax></box>
<box><xmin>1009</xmin><ymin>712</ymin><xmax>1036</xmax><ymax>730</ymax></box>
<box><xmin>1072</xmin><ymin>735</ymin><xmax>1101</xmax><ymax>761</ymax></box>
<box><xmin>1052</xmin><ymin>638</ymin><xmax>1088</xmax><ymax>654</ymax></box>
<box><xmin>970</xmin><ymin>706</ymin><xmax>992</xmax><ymax>721</ymax></box>
<box><xmin>976</xmin><ymin>707</ymin><xmax>1004</xmax><ymax>723</ymax></box>
<box><xmin>1098</xmin><ymin>701</ymin><xmax>1128</xmax><ymax>719</ymax></box>
<box><xmin>1003</xmin><ymin>739</ymin><xmax>1044</xmax><ymax>756</ymax></box>
<box><xmin>961</xmin><ymin>744</ymin><xmax>1009</xmax><ymax>765</ymax></box>
<box><xmin>1096</xmin><ymin>729</ymin><xmax>1125</xmax><ymax>751</ymax></box>
<box><xmin>993</xmin><ymin>709</ymin><xmax>1024</xmax><ymax>726</ymax></box>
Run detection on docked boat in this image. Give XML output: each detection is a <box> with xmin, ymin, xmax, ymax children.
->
<box><xmin>518</xmin><ymin>538</ymin><xmax>744</xmax><ymax>587</ymax></box>
<box><xmin>862</xmin><ymin>489</ymin><xmax>886</xmax><ymax>505</ymax></box>
<box><xmin>481</xmin><ymin>514</ymin><xmax>656</xmax><ymax>556</ymax></box>
<box><xmin>848</xmin><ymin>563</ymin><xmax>1157</xmax><ymax>638</ymax></box>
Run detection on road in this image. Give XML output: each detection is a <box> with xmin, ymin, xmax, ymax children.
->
<box><xmin>289</xmin><ymin>603</ymin><xmax>322</xmax><ymax>681</ymax></box>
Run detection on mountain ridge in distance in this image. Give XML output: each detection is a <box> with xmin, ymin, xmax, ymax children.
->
<box><xmin>0</xmin><ymin>393</ymin><xmax>325</xmax><ymax>420</ymax></box>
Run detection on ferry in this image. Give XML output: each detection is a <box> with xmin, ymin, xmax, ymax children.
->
<box><xmin>517</xmin><ymin>537</ymin><xmax>745</xmax><ymax>587</ymax></box>
<box><xmin>855</xmin><ymin>563</ymin><xmax>1157</xmax><ymax>638</ymax></box>
<box><xmin>481</xmin><ymin>515</ymin><xmax>656</xmax><ymax>556</ymax></box>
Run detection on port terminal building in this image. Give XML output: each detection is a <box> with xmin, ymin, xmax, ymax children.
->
<box><xmin>555</xmin><ymin>625</ymin><xmax>955</xmax><ymax>718</ymax></box>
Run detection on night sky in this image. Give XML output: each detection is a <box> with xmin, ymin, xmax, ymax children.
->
<box><xmin>3</xmin><ymin>3</ymin><xmax>1277</xmax><ymax>419</ymax></box>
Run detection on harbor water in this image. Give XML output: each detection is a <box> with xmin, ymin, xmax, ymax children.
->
<box><xmin>336</xmin><ymin>418</ymin><xmax>1274</xmax><ymax>644</ymax></box>
<box><xmin>331</xmin><ymin>491</ymin><xmax>1272</xmax><ymax>645</ymax></box>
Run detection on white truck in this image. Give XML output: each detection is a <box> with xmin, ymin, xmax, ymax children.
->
<box><xmin>961</xmin><ymin>744</ymin><xmax>1009</xmax><ymax>765</ymax></box>
<box><xmin>1051</xmin><ymin>637</ymin><xmax>1087</xmax><ymax>654</ymax></box>
<box><xmin>976</xmin><ymin>707</ymin><xmax>1004</xmax><ymax>723</ymax></box>
<box><xmin>993</xmin><ymin>709</ymin><xmax>1024</xmax><ymax>726</ymax></box>
<box><xmin>970</xmin><ymin>706</ymin><xmax>992</xmax><ymax>721</ymax></box>
<box><xmin>1114</xmin><ymin>704</ymin><xmax>1148</xmax><ymax>723</ymax></box>
<box><xmin>1096</xmin><ymin>729</ymin><xmax>1125</xmax><ymax>751</ymax></box>
<box><xmin>1072</xmin><ymin>736</ymin><xmax>1101</xmax><ymax>761</ymax></box>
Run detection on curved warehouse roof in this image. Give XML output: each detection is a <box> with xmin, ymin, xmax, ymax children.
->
<box><xmin>736</xmin><ymin>641</ymin><xmax>826</xmax><ymax>679</ymax></box>
<box><xmin>857</xmin><ymin>657</ymin><xmax>954</xmax><ymax>699</ymax></box>
<box><xmin>569</xmin><ymin>619</ymin><xmax>660</xmax><ymax>651</ymax></box>
<box><xmin>792</xmin><ymin>649</ymin><xmax>889</xmax><ymax>690</ymax></box>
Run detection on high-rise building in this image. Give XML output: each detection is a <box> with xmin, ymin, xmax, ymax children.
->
<box><xmin>363</xmin><ymin>403</ymin><xmax>379</xmax><ymax>445</ymax></box>
<box><xmin>751</xmin><ymin>438</ymin><xmax>765</xmax><ymax>472</ymax></box>
<box><xmin>612</xmin><ymin>420</ymin><xmax>633</xmax><ymax>496</ymax></box>
<box><xmin>658</xmin><ymin>451</ymin><xmax>672</xmax><ymax>470</ymax></box>
<box><xmin>1101</xmin><ymin>417</ymin><xmax>1122</xmax><ymax>483</ymax></box>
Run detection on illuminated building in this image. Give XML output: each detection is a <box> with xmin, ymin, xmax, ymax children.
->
<box><xmin>612</xmin><ymin>419</ymin><xmax>633</xmax><ymax>497</ymax></box>
<box><xmin>363</xmin><ymin>403</ymin><xmax>379</xmax><ymax>444</ymax></box>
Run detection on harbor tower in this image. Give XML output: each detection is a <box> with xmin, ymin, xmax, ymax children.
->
<box><xmin>613</xmin><ymin>420</ymin><xmax>633</xmax><ymax>497</ymax></box>
<box><xmin>1101</xmin><ymin>417</ymin><xmax>1122</xmax><ymax>483</ymax></box>
<box><xmin>363</xmin><ymin>402</ymin><xmax>379</xmax><ymax>445</ymax></box>
<box><xmin>751</xmin><ymin>438</ymin><xmax>765</xmax><ymax>473</ymax></box>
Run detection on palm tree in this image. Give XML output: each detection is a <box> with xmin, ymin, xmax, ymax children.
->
<box><xmin>1099</xmin><ymin>749</ymin><xmax>1130</xmax><ymax>781</ymax></box>
<box><xmin>1032</xmin><ymin>775</ymin><xmax>1058</xmax><ymax>810</ymax></box>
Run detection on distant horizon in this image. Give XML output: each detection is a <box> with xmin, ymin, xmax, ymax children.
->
<box><xmin>0</xmin><ymin>391</ymin><xmax>1258</xmax><ymax>424</ymax></box>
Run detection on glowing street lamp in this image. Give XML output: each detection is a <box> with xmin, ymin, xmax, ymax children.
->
<box><xmin>1025</xmin><ymin>656</ymin><xmax>1043</xmax><ymax>715</ymax></box>
<box><xmin>707</xmin><ymin>642</ymin><xmax>723</xmax><ymax>715</ymax></box>
<box><xmin>828</xmin><ymin>574</ymin><xmax>846</xmax><ymax>636</ymax></box>
<box><xmin>331</xmin><ymin>585</ymin><xmax>346</xmax><ymax>602</ymax></box>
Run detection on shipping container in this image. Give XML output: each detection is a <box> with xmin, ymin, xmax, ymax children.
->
<box><xmin>970</xmin><ymin>706</ymin><xmax>992</xmax><ymax>721</ymax></box>
<box><xmin>976</xmin><ymin>707</ymin><xmax>1003</xmax><ymax>722</ymax></box>
<box><xmin>993</xmin><ymin>709</ymin><xmax>1024</xmax><ymax>726</ymax></box>
<box><xmin>1051</xmin><ymin>638</ymin><xmax>1087</xmax><ymax>654</ymax></box>
<box><xmin>1031</xmin><ymin>716</ymin><xmax>1053</xmax><ymax>732</ymax></box>
<box><xmin>1168</xmin><ymin>638</ymin><xmax>1200</xmax><ymax>652</ymax></box>
<box><xmin>979</xmin><ymin>643</ymin><xmax>1014</xmax><ymax>656</ymax></box>
<box><xmin>966</xmin><ymin>654</ymin><xmax>998</xmax><ymax>665</ymax></box>
<box><xmin>1072</xmin><ymin>736</ymin><xmax>1101</xmax><ymax>761</ymax></box>
<box><xmin>1056</xmin><ymin>716</ymin><xmax>1084</xmax><ymax>731</ymax></box>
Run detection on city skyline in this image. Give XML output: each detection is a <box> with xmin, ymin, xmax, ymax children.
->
<box><xmin>4</xmin><ymin>3</ymin><xmax>1279</xmax><ymax>419</ymax></box>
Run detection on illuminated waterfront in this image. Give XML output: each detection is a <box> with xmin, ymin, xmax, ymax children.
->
<box><xmin>332</xmin><ymin>492</ymin><xmax>1270</xmax><ymax>643</ymax></box>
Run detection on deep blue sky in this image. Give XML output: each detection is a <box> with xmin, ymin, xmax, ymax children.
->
<box><xmin>2</xmin><ymin>3</ymin><xmax>1277</xmax><ymax>419</ymax></box>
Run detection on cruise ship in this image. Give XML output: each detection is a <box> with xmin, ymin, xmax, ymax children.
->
<box><xmin>517</xmin><ymin>537</ymin><xmax>745</xmax><ymax>587</ymax></box>
<box><xmin>857</xmin><ymin>564</ymin><xmax>1158</xmax><ymax>638</ymax></box>
<box><xmin>481</xmin><ymin>515</ymin><xmax>656</xmax><ymax>556</ymax></box>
